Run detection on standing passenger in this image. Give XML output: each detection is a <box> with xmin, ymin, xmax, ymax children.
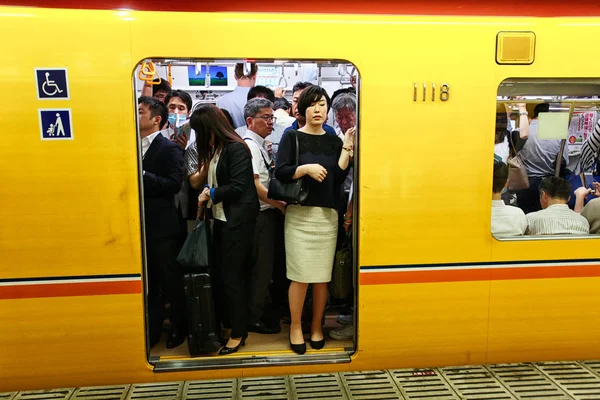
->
<box><xmin>192</xmin><ymin>105</ymin><xmax>260</xmax><ymax>355</ymax></box>
<box><xmin>137</xmin><ymin>97</ymin><xmax>186</xmax><ymax>348</ymax></box>
<box><xmin>275</xmin><ymin>86</ymin><xmax>354</xmax><ymax>354</ymax></box>
<box><xmin>242</xmin><ymin>98</ymin><xmax>286</xmax><ymax>334</ymax></box>
<box><xmin>217</xmin><ymin>63</ymin><xmax>258</xmax><ymax>129</ymax></box>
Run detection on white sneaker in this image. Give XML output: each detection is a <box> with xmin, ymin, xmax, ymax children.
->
<box><xmin>329</xmin><ymin>324</ymin><xmax>354</xmax><ymax>340</ymax></box>
<box><xmin>336</xmin><ymin>314</ymin><xmax>353</xmax><ymax>325</ymax></box>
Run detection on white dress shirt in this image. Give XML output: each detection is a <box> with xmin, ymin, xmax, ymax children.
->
<box><xmin>526</xmin><ymin>204</ymin><xmax>589</xmax><ymax>235</ymax></box>
<box><xmin>491</xmin><ymin>200</ymin><xmax>528</xmax><ymax>237</ymax></box>
<box><xmin>244</xmin><ymin>130</ymin><xmax>272</xmax><ymax>211</ymax></box>
<box><xmin>141</xmin><ymin>131</ymin><xmax>161</xmax><ymax>157</ymax></box>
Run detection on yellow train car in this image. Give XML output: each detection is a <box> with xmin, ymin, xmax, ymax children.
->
<box><xmin>2</xmin><ymin>0</ymin><xmax>600</xmax><ymax>392</ymax></box>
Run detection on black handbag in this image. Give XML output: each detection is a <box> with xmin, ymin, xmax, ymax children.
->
<box><xmin>176</xmin><ymin>208</ymin><xmax>212</xmax><ymax>268</ymax></box>
<box><xmin>268</xmin><ymin>131</ymin><xmax>309</xmax><ymax>204</ymax></box>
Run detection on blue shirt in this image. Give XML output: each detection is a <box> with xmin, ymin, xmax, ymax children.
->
<box><xmin>216</xmin><ymin>86</ymin><xmax>251</xmax><ymax>129</ymax></box>
<box><xmin>283</xmin><ymin>120</ymin><xmax>337</xmax><ymax>136</ymax></box>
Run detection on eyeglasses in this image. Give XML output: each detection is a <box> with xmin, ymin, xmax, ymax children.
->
<box><xmin>252</xmin><ymin>115</ymin><xmax>277</xmax><ymax>122</ymax></box>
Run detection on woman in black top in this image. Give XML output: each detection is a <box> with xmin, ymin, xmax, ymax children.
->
<box><xmin>275</xmin><ymin>85</ymin><xmax>354</xmax><ymax>354</ymax></box>
<box><xmin>192</xmin><ymin>105</ymin><xmax>260</xmax><ymax>355</ymax></box>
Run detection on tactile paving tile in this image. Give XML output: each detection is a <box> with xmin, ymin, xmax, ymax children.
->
<box><xmin>13</xmin><ymin>389</ymin><xmax>74</xmax><ymax>400</ymax></box>
<box><xmin>71</xmin><ymin>385</ymin><xmax>130</xmax><ymax>400</ymax></box>
<box><xmin>126</xmin><ymin>382</ymin><xmax>182</xmax><ymax>400</ymax></box>
<box><xmin>389</xmin><ymin>368</ymin><xmax>460</xmax><ymax>399</ymax></box>
<box><xmin>340</xmin><ymin>370</ymin><xmax>404</xmax><ymax>400</ymax></box>
<box><xmin>486</xmin><ymin>364</ymin><xmax>571</xmax><ymax>399</ymax></box>
<box><xmin>238</xmin><ymin>376</ymin><xmax>289</xmax><ymax>400</ymax></box>
<box><xmin>439</xmin><ymin>365</ymin><xmax>516</xmax><ymax>399</ymax></box>
<box><xmin>289</xmin><ymin>373</ymin><xmax>347</xmax><ymax>399</ymax></box>
<box><xmin>535</xmin><ymin>361</ymin><xmax>600</xmax><ymax>399</ymax></box>
<box><xmin>183</xmin><ymin>379</ymin><xmax>236</xmax><ymax>399</ymax></box>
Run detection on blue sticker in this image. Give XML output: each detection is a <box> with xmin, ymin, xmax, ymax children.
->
<box><xmin>39</xmin><ymin>109</ymin><xmax>73</xmax><ymax>140</ymax></box>
<box><xmin>35</xmin><ymin>68</ymin><xmax>69</xmax><ymax>100</ymax></box>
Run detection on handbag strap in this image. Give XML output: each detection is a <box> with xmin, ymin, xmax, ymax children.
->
<box><xmin>555</xmin><ymin>139</ymin><xmax>566</xmax><ymax>177</ymax></box>
<box><xmin>243</xmin><ymin>137</ymin><xmax>271</xmax><ymax>171</ymax></box>
<box><xmin>294</xmin><ymin>130</ymin><xmax>300</xmax><ymax>166</ymax></box>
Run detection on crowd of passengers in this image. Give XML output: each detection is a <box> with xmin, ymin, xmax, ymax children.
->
<box><xmin>493</xmin><ymin>100</ymin><xmax>600</xmax><ymax>237</ymax></box>
<box><xmin>138</xmin><ymin>63</ymin><xmax>356</xmax><ymax>356</ymax></box>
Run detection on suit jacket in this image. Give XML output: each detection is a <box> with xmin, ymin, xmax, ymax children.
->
<box><xmin>143</xmin><ymin>134</ymin><xmax>184</xmax><ymax>241</ymax></box>
<box><xmin>213</xmin><ymin>141</ymin><xmax>260</xmax><ymax>228</ymax></box>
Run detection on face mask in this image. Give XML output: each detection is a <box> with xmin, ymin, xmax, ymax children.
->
<box><xmin>168</xmin><ymin>113</ymin><xmax>179</xmax><ymax>127</ymax></box>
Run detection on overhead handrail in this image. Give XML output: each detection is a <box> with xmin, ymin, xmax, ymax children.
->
<box><xmin>205</xmin><ymin>64</ymin><xmax>211</xmax><ymax>88</ymax></box>
<box><xmin>138</xmin><ymin>61</ymin><xmax>161</xmax><ymax>84</ymax></box>
<box><xmin>277</xmin><ymin>65</ymin><xmax>287</xmax><ymax>87</ymax></box>
<box><xmin>167</xmin><ymin>63</ymin><xmax>173</xmax><ymax>86</ymax></box>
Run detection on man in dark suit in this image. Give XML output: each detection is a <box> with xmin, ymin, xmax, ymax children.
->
<box><xmin>138</xmin><ymin>96</ymin><xmax>186</xmax><ymax>349</ymax></box>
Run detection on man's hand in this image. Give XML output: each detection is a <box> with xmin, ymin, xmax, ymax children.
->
<box><xmin>275</xmin><ymin>87</ymin><xmax>285</xmax><ymax>98</ymax></box>
<box><xmin>171</xmin><ymin>132</ymin><xmax>188</xmax><ymax>150</ymax></box>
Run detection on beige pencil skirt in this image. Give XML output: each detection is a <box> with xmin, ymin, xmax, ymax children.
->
<box><xmin>284</xmin><ymin>205</ymin><xmax>338</xmax><ymax>283</ymax></box>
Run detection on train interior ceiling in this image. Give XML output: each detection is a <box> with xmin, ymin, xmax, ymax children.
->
<box><xmin>134</xmin><ymin>59</ymin><xmax>359</xmax><ymax>368</ymax></box>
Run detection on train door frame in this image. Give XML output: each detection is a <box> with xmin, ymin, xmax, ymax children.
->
<box><xmin>133</xmin><ymin>58</ymin><xmax>360</xmax><ymax>372</ymax></box>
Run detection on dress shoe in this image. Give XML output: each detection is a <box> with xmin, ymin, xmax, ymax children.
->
<box><xmin>166</xmin><ymin>330</ymin><xmax>187</xmax><ymax>349</ymax></box>
<box><xmin>219</xmin><ymin>334</ymin><xmax>247</xmax><ymax>355</ymax></box>
<box><xmin>310</xmin><ymin>338</ymin><xmax>325</xmax><ymax>350</ymax></box>
<box><xmin>247</xmin><ymin>321</ymin><xmax>281</xmax><ymax>334</ymax></box>
<box><xmin>289</xmin><ymin>332</ymin><xmax>306</xmax><ymax>355</ymax></box>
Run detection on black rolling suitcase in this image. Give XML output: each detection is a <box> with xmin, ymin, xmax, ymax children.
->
<box><xmin>184</xmin><ymin>272</ymin><xmax>221</xmax><ymax>356</ymax></box>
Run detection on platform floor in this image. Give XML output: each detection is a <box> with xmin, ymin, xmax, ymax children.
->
<box><xmin>3</xmin><ymin>360</ymin><xmax>600</xmax><ymax>399</ymax></box>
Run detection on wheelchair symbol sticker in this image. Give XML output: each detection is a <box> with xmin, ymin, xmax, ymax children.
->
<box><xmin>39</xmin><ymin>109</ymin><xmax>73</xmax><ymax>140</ymax></box>
<box><xmin>35</xmin><ymin>68</ymin><xmax>69</xmax><ymax>100</ymax></box>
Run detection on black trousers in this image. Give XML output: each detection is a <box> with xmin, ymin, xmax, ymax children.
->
<box><xmin>147</xmin><ymin>236</ymin><xmax>187</xmax><ymax>345</ymax></box>
<box><xmin>212</xmin><ymin>219</ymin><xmax>255</xmax><ymax>338</ymax></box>
<box><xmin>515</xmin><ymin>176</ymin><xmax>543</xmax><ymax>214</ymax></box>
<box><xmin>248</xmin><ymin>209</ymin><xmax>286</xmax><ymax>325</ymax></box>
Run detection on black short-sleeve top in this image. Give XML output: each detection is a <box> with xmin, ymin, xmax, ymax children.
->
<box><xmin>274</xmin><ymin>130</ymin><xmax>349</xmax><ymax>209</ymax></box>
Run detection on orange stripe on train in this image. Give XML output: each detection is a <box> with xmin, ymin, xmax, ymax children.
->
<box><xmin>0</xmin><ymin>280</ymin><xmax>142</xmax><ymax>300</ymax></box>
<box><xmin>360</xmin><ymin>265</ymin><xmax>600</xmax><ymax>285</ymax></box>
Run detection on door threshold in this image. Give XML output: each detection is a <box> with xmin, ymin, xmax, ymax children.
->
<box><xmin>152</xmin><ymin>348</ymin><xmax>353</xmax><ymax>372</ymax></box>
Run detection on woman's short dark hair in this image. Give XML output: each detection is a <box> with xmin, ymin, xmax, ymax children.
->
<box><xmin>297</xmin><ymin>85</ymin><xmax>331</xmax><ymax>118</ymax></box>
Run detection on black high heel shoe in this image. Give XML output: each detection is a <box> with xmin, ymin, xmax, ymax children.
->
<box><xmin>309</xmin><ymin>338</ymin><xmax>325</xmax><ymax>350</ymax></box>
<box><xmin>289</xmin><ymin>331</ymin><xmax>306</xmax><ymax>355</ymax></box>
<box><xmin>219</xmin><ymin>334</ymin><xmax>247</xmax><ymax>355</ymax></box>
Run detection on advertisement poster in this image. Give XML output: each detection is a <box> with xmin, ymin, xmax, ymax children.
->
<box><xmin>568</xmin><ymin>111</ymin><xmax>597</xmax><ymax>153</ymax></box>
<box><xmin>255</xmin><ymin>66</ymin><xmax>280</xmax><ymax>87</ymax></box>
<box><xmin>188</xmin><ymin>65</ymin><xmax>228</xmax><ymax>86</ymax></box>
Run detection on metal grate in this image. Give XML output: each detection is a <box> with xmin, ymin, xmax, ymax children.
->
<box><xmin>389</xmin><ymin>368</ymin><xmax>460</xmax><ymax>399</ymax></box>
<box><xmin>340</xmin><ymin>370</ymin><xmax>403</xmax><ymax>400</ymax></box>
<box><xmin>0</xmin><ymin>393</ymin><xmax>16</xmax><ymax>400</ymax></box>
<box><xmin>290</xmin><ymin>373</ymin><xmax>347</xmax><ymax>400</ymax></box>
<box><xmin>238</xmin><ymin>376</ymin><xmax>289</xmax><ymax>399</ymax></box>
<box><xmin>581</xmin><ymin>361</ymin><xmax>600</xmax><ymax>379</ymax></box>
<box><xmin>13</xmin><ymin>389</ymin><xmax>74</xmax><ymax>400</ymax></box>
<box><xmin>71</xmin><ymin>385</ymin><xmax>130</xmax><ymax>400</ymax></box>
<box><xmin>487</xmin><ymin>364</ymin><xmax>571</xmax><ymax>399</ymax></box>
<box><xmin>183</xmin><ymin>379</ymin><xmax>236</xmax><ymax>399</ymax></box>
<box><xmin>535</xmin><ymin>361</ymin><xmax>600</xmax><ymax>399</ymax></box>
<box><xmin>126</xmin><ymin>382</ymin><xmax>182</xmax><ymax>400</ymax></box>
<box><xmin>440</xmin><ymin>365</ymin><xmax>516</xmax><ymax>399</ymax></box>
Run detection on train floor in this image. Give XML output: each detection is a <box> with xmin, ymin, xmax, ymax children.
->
<box><xmin>3</xmin><ymin>360</ymin><xmax>600</xmax><ymax>399</ymax></box>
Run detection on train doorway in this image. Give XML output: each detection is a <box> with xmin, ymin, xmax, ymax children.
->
<box><xmin>133</xmin><ymin>58</ymin><xmax>360</xmax><ymax>371</ymax></box>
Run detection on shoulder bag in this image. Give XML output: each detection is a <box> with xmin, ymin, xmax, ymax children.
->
<box><xmin>268</xmin><ymin>131</ymin><xmax>309</xmax><ymax>204</ymax></box>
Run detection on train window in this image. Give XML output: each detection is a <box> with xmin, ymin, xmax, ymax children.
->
<box><xmin>492</xmin><ymin>78</ymin><xmax>600</xmax><ymax>240</ymax></box>
<box><xmin>133</xmin><ymin>58</ymin><xmax>359</xmax><ymax>368</ymax></box>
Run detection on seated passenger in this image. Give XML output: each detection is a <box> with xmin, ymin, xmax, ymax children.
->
<box><xmin>574</xmin><ymin>183</ymin><xmax>600</xmax><ymax>234</ymax></box>
<box><xmin>526</xmin><ymin>177</ymin><xmax>589</xmax><ymax>235</ymax></box>
<box><xmin>491</xmin><ymin>161</ymin><xmax>527</xmax><ymax>237</ymax></box>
